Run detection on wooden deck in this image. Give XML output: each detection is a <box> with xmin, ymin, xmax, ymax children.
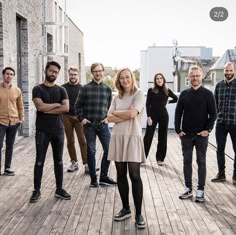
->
<box><xmin>0</xmin><ymin>131</ymin><xmax>236</xmax><ymax>235</ymax></box>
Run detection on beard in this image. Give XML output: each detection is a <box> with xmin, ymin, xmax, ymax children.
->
<box><xmin>69</xmin><ymin>78</ymin><xmax>78</xmax><ymax>85</ymax></box>
<box><xmin>45</xmin><ymin>75</ymin><xmax>56</xmax><ymax>83</ymax></box>
<box><xmin>225</xmin><ymin>73</ymin><xmax>234</xmax><ymax>80</ymax></box>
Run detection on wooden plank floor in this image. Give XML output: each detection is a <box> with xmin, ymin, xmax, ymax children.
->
<box><xmin>0</xmin><ymin>130</ymin><xmax>236</xmax><ymax>235</ymax></box>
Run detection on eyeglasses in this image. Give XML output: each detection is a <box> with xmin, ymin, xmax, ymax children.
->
<box><xmin>69</xmin><ymin>73</ymin><xmax>78</xmax><ymax>77</ymax></box>
<box><xmin>189</xmin><ymin>75</ymin><xmax>201</xmax><ymax>78</ymax></box>
<box><xmin>48</xmin><ymin>69</ymin><xmax>59</xmax><ymax>75</ymax></box>
<box><xmin>92</xmin><ymin>70</ymin><xmax>103</xmax><ymax>73</ymax></box>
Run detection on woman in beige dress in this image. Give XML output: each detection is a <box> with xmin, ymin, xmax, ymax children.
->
<box><xmin>107</xmin><ymin>68</ymin><xmax>146</xmax><ymax>229</ymax></box>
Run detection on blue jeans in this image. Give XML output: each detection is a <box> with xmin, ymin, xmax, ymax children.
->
<box><xmin>215</xmin><ymin>123</ymin><xmax>236</xmax><ymax>175</ymax></box>
<box><xmin>0</xmin><ymin>123</ymin><xmax>19</xmax><ymax>171</ymax></box>
<box><xmin>34</xmin><ymin>131</ymin><xmax>64</xmax><ymax>191</ymax></box>
<box><xmin>181</xmin><ymin>135</ymin><xmax>208</xmax><ymax>190</ymax></box>
<box><xmin>83</xmin><ymin>122</ymin><xmax>111</xmax><ymax>178</ymax></box>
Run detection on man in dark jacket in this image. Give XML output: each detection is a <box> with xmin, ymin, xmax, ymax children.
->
<box><xmin>175</xmin><ymin>65</ymin><xmax>217</xmax><ymax>202</ymax></box>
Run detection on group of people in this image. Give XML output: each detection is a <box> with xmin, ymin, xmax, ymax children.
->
<box><xmin>0</xmin><ymin>60</ymin><xmax>235</xmax><ymax>229</ymax></box>
<box><xmin>175</xmin><ymin>62</ymin><xmax>236</xmax><ymax>203</ymax></box>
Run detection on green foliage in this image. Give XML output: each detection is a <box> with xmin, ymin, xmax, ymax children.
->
<box><xmin>86</xmin><ymin>68</ymin><xmax>140</xmax><ymax>90</ymax></box>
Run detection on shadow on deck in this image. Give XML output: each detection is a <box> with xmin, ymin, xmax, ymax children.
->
<box><xmin>0</xmin><ymin>131</ymin><xmax>235</xmax><ymax>235</ymax></box>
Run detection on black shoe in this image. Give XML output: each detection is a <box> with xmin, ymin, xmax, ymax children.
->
<box><xmin>30</xmin><ymin>190</ymin><xmax>41</xmax><ymax>203</ymax></box>
<box><xmin>90</xmin><ymin>176</ymin><xmax>99</xmax><ymax>187</ymax></box>
<box><xmin>99</xmin><ymin>176</ymin><xmax>117</xmax><ymax>186</ymax></box>
<box><xmin>135</xmin><ymin>215</ymin><xmax>146</xmax><ymax>229</ymax></box>
<box><xmin>4</xmin><ymin>168</ymin><xmax>15</xmax><ymax>176</ymax></box>
<box><xmin>211</xmin><ymin>172</ymin><xmax>226</xmax><ymax>182</ymax></box>
<box><xmin>55</xmin><ymin>189</ymin><xmax>71</xmax><ymax>200</ymax></box>
<box><xmin>232</xmin><ymin>175</ymin><xmax>236</xmax><ymax>185</ymax></box>
<box><xmin>114</xmin><ymin>208</ymin><xmax>131</xmax><ymax>221</ymax></box>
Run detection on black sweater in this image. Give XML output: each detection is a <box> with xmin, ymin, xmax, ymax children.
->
<box><xmin>62</xmin><ymin>82</ymin><xmax>82</xmax><ymax>115</ymax></box>
<box><xmin>175</xmin><ymin>86</ymin><xmax>217</xmax><ymax>135</ymax></box>
<box><xmin>146</xmin><ymin>86</ymin><xmax>178</xmax><ymax>118</ymax></box>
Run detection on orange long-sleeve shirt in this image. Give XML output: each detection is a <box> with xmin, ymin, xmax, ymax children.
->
<box><xmin>0</xmin><ymin>82</ymin><xmax>24</xmax><ymax>126</ymax></box>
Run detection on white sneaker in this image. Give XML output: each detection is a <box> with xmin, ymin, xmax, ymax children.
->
<box><xmin>67</xmin><ymin>161</ymin><xmax>78</xmax><ymax>172</ymax></box>
<box><xmin>195</xmin><ymin>190</ymin><xmax>204</xmax><ymax>203</ymax></box>
<box><xmin>84</xmin><ymin>164</ymin><xmax>90</xmax><ymax>174</ymax></box>
<box><xmin>179</xmin><ymin>187</ymin><xmax>192</xmax><ymax>199</ymax></box>
<box><xmin>157</xmin><ymin>161</ymin><xmax>164</xmax><ymax>166</ymax></box>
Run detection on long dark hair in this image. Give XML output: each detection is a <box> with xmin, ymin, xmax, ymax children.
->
<box><xmin>152</xmin><ymin>73</ymin><xmax>168</xmax><ymax>96</ymax></box>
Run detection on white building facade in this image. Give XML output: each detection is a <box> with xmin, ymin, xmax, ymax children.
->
<box><xmin>140</xmin><ymin>45</ymin><xmax>212</xmax><ymax>129</ymax></box>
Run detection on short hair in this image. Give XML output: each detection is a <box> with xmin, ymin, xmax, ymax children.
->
<box><xmin>2</xmin><ymin>67</ymin><xmax>15</xmax><ymax>75</ymax></box>
<box><xmin>188</xmin><ymin>65</ymin><xmax>203</xmax><ymax>75</ymax></box>
<box><xmin>45</xmin><ymin>61</ymin><xmax>61</xmax><ymax>71</ymax></box>
<box><xmin>114</xmin><ymin>68</ymin><xmax>137</xmax><ymax>98</ymax></box>
<box><xmin>90</xmin><ymin>62</ymin><xmax>104</xmax><ymax>73</ymax></box>
<box><xmin>68</xmin><ymin>66</ymin><xmax>79</xmax><ymax>73</ymax></box>
<box><xmin>224</xmin><ymin>62</ymin><xmax>235</xmax><ymax>69</ymax></box>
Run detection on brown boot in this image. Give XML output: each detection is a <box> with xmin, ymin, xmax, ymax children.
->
<box><xmin>211</xmin><ymin>172</ymin><xmax>226</xmax><ymax>182</ymax></box>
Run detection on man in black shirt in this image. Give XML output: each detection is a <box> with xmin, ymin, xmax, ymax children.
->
<box><xmin>175</xmin><ymin>65</ymin><xmax>217</xmax><ymax>202</ymax></box>
<box><xmin>62</xmin><ymin>67</ymin><xmax>88</xmax><ymax>173</ymax></box>
<box><xmin>30</xmin><ymin>61</ymin><xmax>71</xmax><ymax>203</ymax></box>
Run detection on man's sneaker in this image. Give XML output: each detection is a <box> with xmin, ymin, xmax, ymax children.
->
<box><xmin>179</xmin><ymin>187</ymin><xmax>193</xmax><ymax>199</ymax></box>
<box><xmin>211</xmin><ymin>172</ymin><xmax>226</xmax><ymax>182</ymax></box>
<box><xmin>84</xmin><ymin>164</ymin><xmax>100</xmax><ymax>174</ymax></box>
<box><xmin>55</xmin><ymin>189</ymin><xmax>71</xmax><ymax>200</ymax></box>
<box><xmin>195</xmin><ymin>190</ymin><xmax>204</xmax><ymax>203</ymax></box>
<box><xmin>67</xmin><ymin>161</ymin><xmax>78</xmax><ymax>172</ymax></box>
<box><xmin>232</xmin><ymin>175</ymin><xmax>236</xmax><ymax>185</ymax></box>
<box><xmin>30</xmin><ymin>190</ymin><xmax>41</xmax><ymax>203</ymax></box>
<box><xmin>114</xmin><ymin>208</ymin><xmax>131</xmax><ymax>221</ymax></box>
<box><xmin>90</xmin><ymin>176</ymin><xmax>99</xmax><ymax>187</ymax></box>
<box><xmin>157</xmin><ymin>161</ymin><xmax>164</xmax><ymax>166</ymax></box>
<box><xmin>4</xmin><ymin>168</ymin><xmax>15</xmax><ymax>176</ymax></box>
<box><xmin>99</xmin><ymin>176</ymin><xmax>117</xmax><ymax>186</ymax></box>
<box><xmin>135</xmin><ymin>215</ymin><xmax>146</xmax><ymax>229</ymax></box>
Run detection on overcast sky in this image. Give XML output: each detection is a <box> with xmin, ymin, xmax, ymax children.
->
<box><xmin>66</xmin><ymin>0</ymin><xmax>236</xmax><ymax>69</ymax></box>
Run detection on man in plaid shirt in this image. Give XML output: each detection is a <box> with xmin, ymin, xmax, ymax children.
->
<box><xmin>212</xmin><ymin>62</ymin><xmax>236</xmax><ymax>184</ymax></box>
<box><xmin>75</xmin><ymin>62</ymin><xmax>117</xmax><ymax>187</ymax></box>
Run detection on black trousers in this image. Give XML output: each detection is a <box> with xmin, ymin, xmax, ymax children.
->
<box><xmin>181</xmin><ymin>135</ymin><xmax>208</xmax><ymax>190</ymax></box>
<box><xmin>34</xmin><ymin>131</ymin><xmax>64</xmax><ymax>191</ymax></box>
<box><xmin>143</xmin><ymin>115</ymin><xmax>169</xmax><ymax>161</ymax></box>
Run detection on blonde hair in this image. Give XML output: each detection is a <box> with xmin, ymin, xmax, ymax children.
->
<box><xmin>68</xmin><ymin>66</ymin><xmax>79</xmax><ymax>73</ymax></box>
<box><xmin>188</xmin><ymin>65</ymin><xmax>203</xmax><ymax>75</ymax></box>
<box><xmin>114</xmin><ymin>68</ymin><xmax>138</xmax><ymax>98</ymax></box>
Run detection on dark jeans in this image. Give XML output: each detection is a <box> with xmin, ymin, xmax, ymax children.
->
<box><xmin>181</xmin><ymin>135</ymin><xmax>208</xmax><ymax>190</ymax></box>
<box><xmin>143</xmin><ymin>115</ymin><xmax>168</xmax><ymax>161</ymax></box>
<box><xmin>83</xmin><ymin>122</ymin><xmax>110</xmax><ymax>178</ymax></box>
<box><xmin>215</xmin><ymin>123</ymin><xmax>236</xmax><ymax>175</ymax></box>
<box><xmin>34</xmin><ymin>131</ymin><xmax>64</xmax><ymax>191</ymax></box>
<box><xmin>0</xmin><ymin>123</ymin><xmax>19</xmax><ymax>171</ymax></box>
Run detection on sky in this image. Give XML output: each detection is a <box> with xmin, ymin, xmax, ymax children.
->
<box><xmin>66</xmin><ymin>0</ymin><xmax>236</xmax><ymax>70</ymax></box>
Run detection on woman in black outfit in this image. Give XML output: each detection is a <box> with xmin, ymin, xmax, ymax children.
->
<box><xmin>143</xmin><ymin>73</ymin><xmax>178</xmax><ymax>165</ymax></box>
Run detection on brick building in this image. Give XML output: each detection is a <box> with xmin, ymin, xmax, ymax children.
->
<box><xmin>0</xmin><ymin>0</ymin><xmax>85</xmax><ymax>136</ymax></box>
